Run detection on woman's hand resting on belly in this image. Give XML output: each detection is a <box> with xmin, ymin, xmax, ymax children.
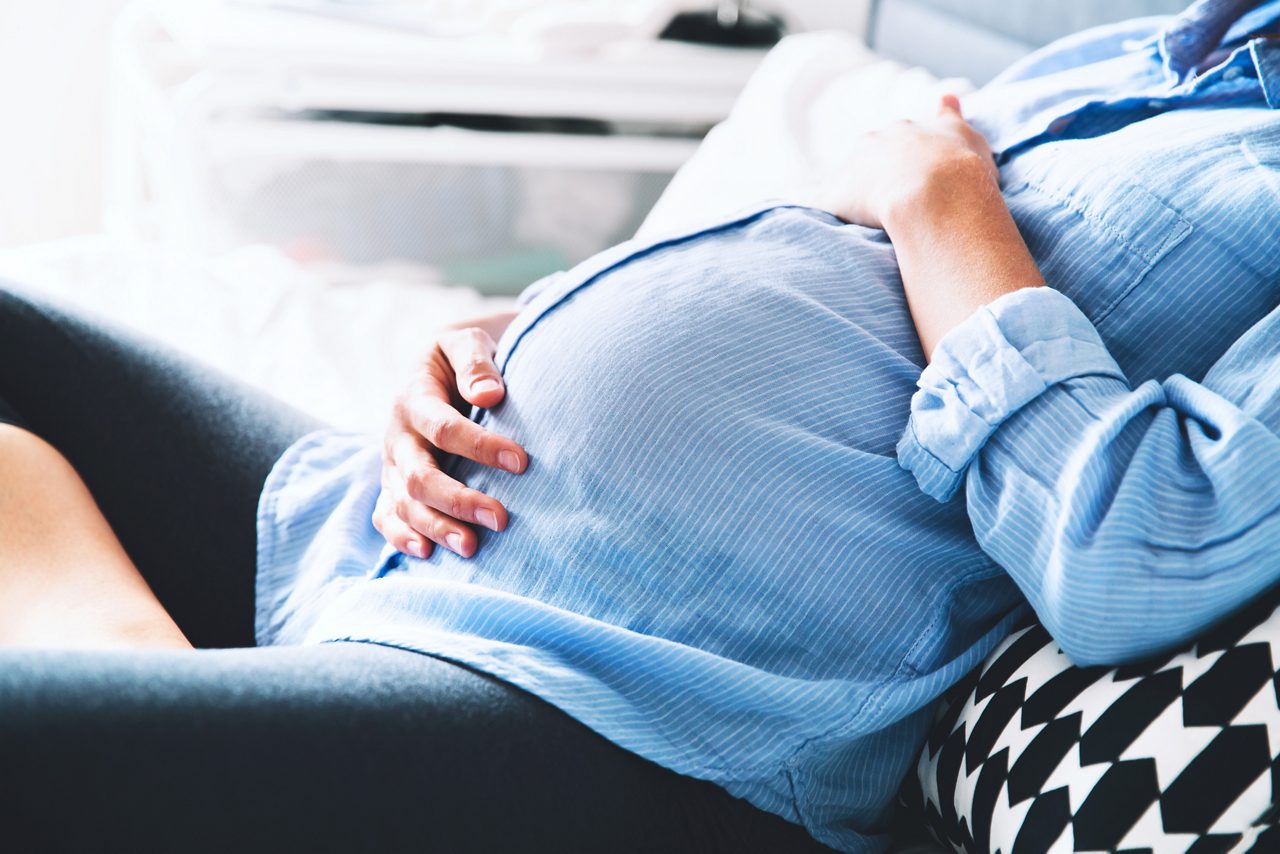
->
<box><xmin>374</xmin><ymin>311</ymin><xmax>528</xmax><ymax>559</ymax></box>
<box><xmin>813</xmin><ymin>95</ymin><xmax>1045</xmax><ymax>357</ymax></box>
<box><xmin>375</xmin><ymin>98</ymin><xmax>1040</xmax><ymax>561</ymax></box>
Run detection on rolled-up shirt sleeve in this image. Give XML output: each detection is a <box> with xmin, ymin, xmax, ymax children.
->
<box><xmin>896</xmin><ymin>288</ymin><xmax>1127</xmax><ymax>502</ymax></box>
<box><xmin>898</xmin><ymin>286</ymin><xmax>1280</xmax><ymax>666</ymax></box>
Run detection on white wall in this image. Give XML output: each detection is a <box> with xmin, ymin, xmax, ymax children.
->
<box><xmin>0</xmin><ymin>0</ymin><xmax>867</xmax><ymax>250</ymax></box>
<box><xmin>0</xmin><ymin>0</ymin><xmax>133</xmax><ymax>247</ymax></box>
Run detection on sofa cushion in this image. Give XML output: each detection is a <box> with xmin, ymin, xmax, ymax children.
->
<box><xmin>906</xmin><ymin>588</ymin><xmax>1280</xmax><ymax>852</ymax></box>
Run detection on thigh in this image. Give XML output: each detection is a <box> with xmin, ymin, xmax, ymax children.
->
<box><xmin>0</xmin><ymin>642</ymin><xmax>830</xmax><ymax>854</ymax></box>
<box><xmin>0</xmin><ymin>283</ymin><xmax>323</xmax><ymax>647</ymax></box>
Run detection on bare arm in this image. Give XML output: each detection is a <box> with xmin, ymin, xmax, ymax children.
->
<box><xmin>883</xmin><ymin>160</ymin><xmax>1044</xmax><ymax>358</ymax></box>
<box><xmin>397</xmin><ymin>103</ymin><xmax>1033</xmax><ymax>561</ymax></box>
<box><xmin>824</xmin><ymin>97</ymin><xmax>1280</xmax><ymax>667</ymax></box>
<box><xmin>815</xmin><ymin>96</ymin><xmax>1043</xmax><ymax>357</ymax></box>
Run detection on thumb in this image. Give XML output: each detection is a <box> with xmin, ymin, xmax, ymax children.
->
<box><xmin>439</xmin><ymin>328</ymin><xmax>505</xmax><ymax>408</ymax></box>
<box><xmin>938</xmin><ymin>93</ymin><xmax>964</xmax><ymax>119</ymax></box>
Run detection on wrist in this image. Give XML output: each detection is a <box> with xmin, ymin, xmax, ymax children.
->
<box><xmin>883</xmin><ymin>159</ymin><xmax>1045</xmax><ymax>360</ymax></box>
<box><xmin>881</xmin><ymin>152</ymin><xmax>1000</xmax><ymax>238</ymax></box>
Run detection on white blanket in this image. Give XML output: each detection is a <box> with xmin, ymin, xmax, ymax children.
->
<box><xmin>639</xmin><ymin>32</ymin><xmax>968</xmax><ymax>239</ymax></box>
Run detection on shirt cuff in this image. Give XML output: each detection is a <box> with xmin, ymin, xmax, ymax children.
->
<box><xmin>897</xmin><ymin>287</ymin><xmax>1127</xmax><ymax>501</ymax></box>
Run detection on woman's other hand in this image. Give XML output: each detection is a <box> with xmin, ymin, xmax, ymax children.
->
<box><xmin>374</xmin><ymin>311</ymin><xmax>527</xmax><ymax>559</ymax></box>
<box><xmin>817</xmin><ymin>95</ymin><xmax>1043</xmax><ymax>359</ymax></box>
<box><xmin>813</xmin><ymin>95</ymin><xmax>999</xmax><ymax>231</ymax></box>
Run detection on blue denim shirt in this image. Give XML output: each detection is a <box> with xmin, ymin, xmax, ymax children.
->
<box><xmin>255</xmin><ymin>5</ymin><xmax>1280</xmax><ymax>851</ymax></box>
<box><xmin>899</xmin><ymin>288</ymin><xmax>1280</xmax><ymax>666</ymax></box>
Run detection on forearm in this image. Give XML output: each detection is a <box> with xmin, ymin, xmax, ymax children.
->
<box><xmin>882</xmin><ymin>161</ymin><xmax>1044</xmax><ymax>360</ymax></box>
<box><xmin>813</xmin><ymin>94</ymin><xmax>1040</xmax><ymax>354</ymax></box>
<box><xmin>856</xmin><ymin>98</ymin><xmax>1280</xmax><ymax>666</ymax></box>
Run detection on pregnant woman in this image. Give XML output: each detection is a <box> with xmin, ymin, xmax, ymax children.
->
<box><xmin>2</xmin><ymin>3</ymin><xmax>1279</xmax><ymax>852</ymax></box>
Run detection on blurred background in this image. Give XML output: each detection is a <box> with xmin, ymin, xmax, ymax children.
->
<box><xmin>4</xmin><ymin>0</ymin><xmax>868</xmax><ymax>251</ymax></box>
<box><xmin>0</xmin><ymin>0</ymin><xmax>1186</xmax><ymax>429</ymax></box>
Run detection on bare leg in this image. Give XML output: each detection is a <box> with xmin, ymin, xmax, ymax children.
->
<box><xmin>0</xmin><ymin>424</ymin><xmax>190</xmax><ymax>649</ymax></box>
<box><xmin>0</xmin><ymin>283</ymin><xmax>320</xmax><ymax>648</ymax></box>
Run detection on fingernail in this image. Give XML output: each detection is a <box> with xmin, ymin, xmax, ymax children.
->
<box><xmin>446</xmin><ymin>533</ymin><xmax>465</xmax><ymax>554</ymax></box>
<box><xmin>472</xmin><ymin>378</ymin><xmax>501</xmax><ymax>395</ymax></box>
<box><xmin>498</xmin><ymin>450</ymin><xmax>521</xmax><ymax>473</ymax></box>
<box><xmin>406</xmin><ymin>540</ymin><xmax>424</xmax><ymax>558</ymax></box>
<box><xmin>476</xmin><ymin>507</ymin><xmax>499</xmax><ymax>531</ymax></box>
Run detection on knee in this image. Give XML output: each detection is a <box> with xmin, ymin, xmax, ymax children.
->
<box><xmin>0</xmin><ymin>422</ymin><xmax>47</xmax><ymax>461</ymax></box>
<box><xmin>0</xmin><ymin>422</ymin><xmax>50</xmax><ymax>458</ymax></box>
<box><xmin>0</xmin><ymin>424</ymin><xmax>80</xmax><ymax>504</ymax></box>
<box><xmin>0</xmin><ymin>431</ymin><xmax>89</xmax><ymax>562</ymax></box>
<box><xmin>0</xmin><ymin>392</ymin><xmax>27</xmax><ymax>432</ymax></box>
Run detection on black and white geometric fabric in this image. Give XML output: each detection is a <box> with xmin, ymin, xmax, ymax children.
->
<box><xmin>908</xmin><ymin>587</ymin><xmax>1280</xmax><ymax>853</ymax></box>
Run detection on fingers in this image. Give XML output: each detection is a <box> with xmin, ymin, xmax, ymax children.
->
<box><xmin>934</xmin><ymin>94</ymin><xmax>997</xmax><ymax>175</ymax></box>
<box><xmin>389</xmin><ymin>433</ymin><xmax>509</xmax><ymax>532</ymax></box>
<box><xmin>401</xmin><ymin>392</ymin><xmax>527</xmax><ymax>475</ymax></box>
<box><xmin>938</xmin><ymin>93</ymin><xmax>964</xmax><ymax>118</ymax></box>
<box><xmin>439</xmin><ymin>327</ymin><xmax>505</xmax><ymax>409</ymax></box>
<box><xmin>374</xmin><ymin>477</ymin><xmax>478</xmax><ymax>559</ymax></box>
<box><xmin>394</xmin><ymin>492</ymin><xmax>480</xmax><ymax>558</ymax></box>
<box><xmin>374</xmin><ymin>322</ymin><xmax>528</xmax><ymax>560</ymax></box>
<box><xmin>376</xmin><ymin>441</ymin><xmax>499</xmax><ymax>559</ymax></box>
<box><xmin>372</xmin><ymin>490</ymin><xmax>433</xmax><ymax>559</ymax></box>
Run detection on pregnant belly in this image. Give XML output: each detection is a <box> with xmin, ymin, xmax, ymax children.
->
<box><xmin>423</xmin><ymin>207</ymin><xmax>988</xmax><ymax>679</ymax></box>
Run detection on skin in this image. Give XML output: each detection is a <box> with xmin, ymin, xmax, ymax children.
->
<box><xmin>378</xmin><ymin>96</ymin><xmax>1043</xmax><ymax>558</ymax></box>
<box><xmin>0</xmin><ymin>424</ymin><xmax>190</xmax><ymax>649</ymax></box>
<box><xmin>0</xmin><ymin>96</ymin><xmax>1041</xmax><ymax>647</ymax></box>
<box><xmin>373</xmin><ymin>310</ymin><xmax>526</xmax><ymax>560</ymax></box>
<box><xmin>815</xmin><ymin>95</ymin><xmax>1044</xmax><ymax>355</ymax></box>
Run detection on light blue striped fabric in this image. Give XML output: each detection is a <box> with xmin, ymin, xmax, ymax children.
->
<box><xmin>964</xmin><ymin>0</ymin><xmax>1280</xmax><ymax>156</ymax></box>
<box><xmin>899</xmin><ymin>287</ymin><xmax>1280</xmax><ymax>668</ymax></box>
<box><xmin>256</xmin><ymin>4</ymin><xmax>1280</xmax><ymax>851</ymax></box>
